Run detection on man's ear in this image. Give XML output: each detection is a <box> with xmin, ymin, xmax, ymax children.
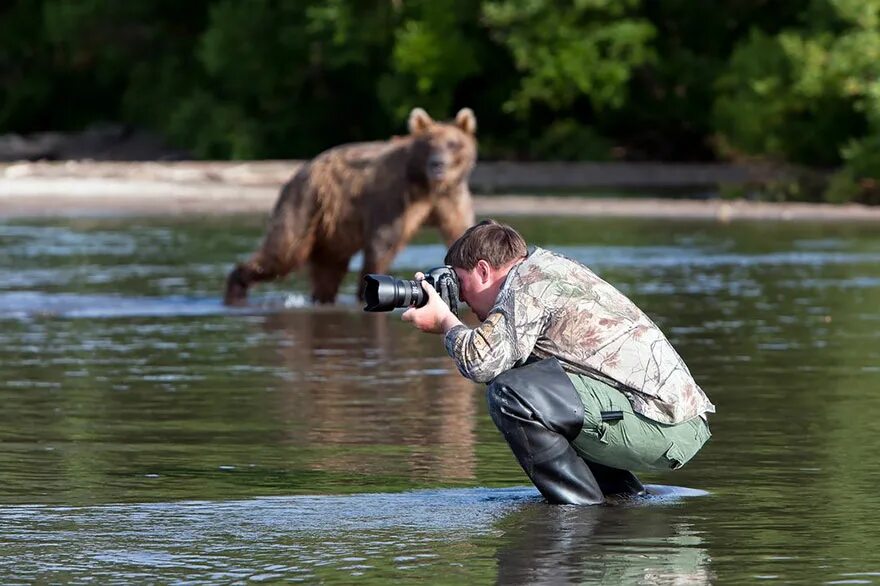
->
<box><xmin>476</xmin><ymin>259</ymin><xmax>492</xmax><ymax>283</ymax></box>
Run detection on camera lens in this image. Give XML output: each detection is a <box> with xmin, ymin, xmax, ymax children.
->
<box><xmin>363</xmin><ymin>275</ymin><xmax>427</xmax><ymax>312</ymax></box>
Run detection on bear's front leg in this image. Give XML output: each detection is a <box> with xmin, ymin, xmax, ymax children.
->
<box><xmin>431</xmin><ymin>188</ymin><xmax>475</xmax><ymax>246</ymax></box>
<box><xmin>309</xmin><ymin>246</ymin><xmax>351</xmax><ymax>304</ymax></box>
<box><xmin>359</xmin><ymin>205</ymin><xmax>433</xmax><ymax>299</ymax></box>
<box><xmin>359</xmin><ymin>240</ymin><xmax>400</xmax><ymax>301</ymax></box>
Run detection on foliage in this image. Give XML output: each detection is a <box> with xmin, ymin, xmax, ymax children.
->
<box><xmin>826</xmin><ymin>135</ymin><xmax>880</xmax><ymax>204</ymax></box>
<box><xmin>2</xmin><ymin>0</ymin><xmax>880</xmax><ymax>202</ymax></box>
<box><xmin>482</xmin><ymin>0</ymin><xmax>655</xmax><ymax>114</ymax></box>
<box><xmin>712</xmin><ymin>0</ymin><xmax>880</xmax><ymax>202</ymax></box>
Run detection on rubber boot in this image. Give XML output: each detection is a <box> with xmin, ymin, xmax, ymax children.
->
<box><xmin>583</xmin><ymin>460</ymin><xmax>646</xmax><ymax>497</ymax></box>
<box><xmin>486</xmin><ymin>358</ymin><xmax>604</xmax><ymax>505</ymax></box>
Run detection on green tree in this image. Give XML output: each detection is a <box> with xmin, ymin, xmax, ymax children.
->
<box><xmin>483</xmin><ymin>0</ymin><xmax>655</xmax><ymax>114</ymax></box>
<box><xmin>713</xmin><ymin>0</ymin><xmax>880</xmax><ymax>201</ymax></box>
<box><xmin>480</xmin><ymin>0</ymin><xmax>654</xmax><ymax>160</ymax></box>
<box><xmin>2</xmin><ymin>0</ymin><xmax>880</xmax><ymax>202</ymax></box>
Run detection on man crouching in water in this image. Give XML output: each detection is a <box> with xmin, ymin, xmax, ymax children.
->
<box><xmin>402</xmin><ymin>219</ymin><xmax>715</xmax><ymax>505</ymax></box>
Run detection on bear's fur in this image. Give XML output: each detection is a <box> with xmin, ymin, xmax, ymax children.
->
<box><xmin>224</xmin><ymin>107</ymin><xmax>477</xmax><ymax>305</ymax></box>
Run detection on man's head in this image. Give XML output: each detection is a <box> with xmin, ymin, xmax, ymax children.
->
<box><xmin>444</xmin><ymin>220</ymin><xmax>527</xmax><ymax>320</ymax></box>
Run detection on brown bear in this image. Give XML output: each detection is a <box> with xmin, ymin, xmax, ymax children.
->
<box><xmin>224</xmin><ymin>107</ymin><xmax>477</xmax><ymax>305</ymax></box>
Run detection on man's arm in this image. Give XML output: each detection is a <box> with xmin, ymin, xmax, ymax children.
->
<box><xmin>444</xmin><ymin>302</ymin><xmax>541</xmax><ymax>382</ymax></box>
<box><xmin>403</xmin><ymin>278</ymin><xmax>547</xmax><ymax>383</ymax></box>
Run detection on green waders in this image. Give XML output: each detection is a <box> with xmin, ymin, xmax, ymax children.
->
<box><xmin>568</xmin><ymin>372</ymin><xmax>711</xmax><ymax>473</ymax></box>
<box><xmin>486</xmin><ymin>358</ymin><xmax>711</xmax><ymax>505</ymax></box>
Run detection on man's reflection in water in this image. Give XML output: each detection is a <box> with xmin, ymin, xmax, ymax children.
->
<box><xmin>494</xmin><ymin>499</ymin><xmax>712</xmax><ymax>585</ymax></box>
<box><xmin>261</xmin><ymin>310</ymin><xmax>478</xmax><ymax>481</ymax></box>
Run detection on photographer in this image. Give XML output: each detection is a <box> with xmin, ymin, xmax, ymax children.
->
<box><xmin>401</xmin><ymin>219</ymin><xmax>714</xmax><ymax>505</ymax></box>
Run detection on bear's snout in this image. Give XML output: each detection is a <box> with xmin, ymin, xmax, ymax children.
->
<box><xmin>427</xmin><ymin>154</ymin><xmax>449</xmax><ymax>181</ymax></box>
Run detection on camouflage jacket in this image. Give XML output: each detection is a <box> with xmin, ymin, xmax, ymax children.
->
<box><xmin>444</xmin><ymin>247</ymin><xmax>715</xmax><ymax>424</ymax></box>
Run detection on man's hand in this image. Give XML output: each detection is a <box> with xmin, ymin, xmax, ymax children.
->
<box><xmin>402</xmin><ymin>274</ymin><xmax>463</xmax><ymax>334</ymax></box>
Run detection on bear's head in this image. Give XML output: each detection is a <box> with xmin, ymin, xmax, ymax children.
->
<box><xmin>407</xmin><ymin>107</ymin><xmax>477</xmax><ymax>189</ymax></box>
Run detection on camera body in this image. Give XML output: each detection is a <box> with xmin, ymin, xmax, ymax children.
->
<box><xmin>363</xmin><ymin>266</ymin><xmax>460</xmax><ymax>315</ymax></box>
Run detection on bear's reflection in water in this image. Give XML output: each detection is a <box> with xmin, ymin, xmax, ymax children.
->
<box><xmin>261</xmin><ymin>309</ymin><xmax>480</xmax><ymax>483</ymax></box>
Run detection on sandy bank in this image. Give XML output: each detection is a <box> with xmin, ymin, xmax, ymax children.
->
<box><xmin>1</xmin><ymin>160</ymin><xmax>878</xmax><ymax>221</ymax></box>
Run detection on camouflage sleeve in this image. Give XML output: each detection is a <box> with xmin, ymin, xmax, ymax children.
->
<box><xmin>443</xmin><ymin>285</ymin><xmax>547</xmax><ymax>383</ymax></box>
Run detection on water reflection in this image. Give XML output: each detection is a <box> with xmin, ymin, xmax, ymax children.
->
<box><xmin>0</xmin><ymin>486</ymin><xmax>709</xmax><ymax>583</ymax></box>
<box><xmin>495</xmin><ymin>495</ymin><xmax>711</xmax><ymax>585</ymax></box>
<box><xmin>261</xmin><ymin>310</ymin><xmax>479</xmax><ymax>483</ymax></box>
<box><xmin>2</xmin><ymin>215</ymin><xmax>880</xmax><ymax>583</ymax></box>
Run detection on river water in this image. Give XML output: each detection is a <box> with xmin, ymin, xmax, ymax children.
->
<box><xmin>1</xmin><ymin>214</ymin><xmax>879</xmax><ymax>584</ymax></box>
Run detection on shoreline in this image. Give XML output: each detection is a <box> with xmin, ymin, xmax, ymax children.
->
<box><xmin>1</xmin><ymin>160</ymin><xmax>879</xmax><ymax>221</ymax></box>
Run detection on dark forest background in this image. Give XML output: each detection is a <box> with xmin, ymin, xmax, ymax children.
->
<box><xmin>3</xmin><ymin>0</ymin><xmax>880</xmax><ymax>203</ymax></box>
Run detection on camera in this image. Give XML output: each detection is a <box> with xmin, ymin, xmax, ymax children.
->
<box><xmin>363</xmin><ymin>266</ymin><xmax>460</xmax><ymax>315</ymax></box>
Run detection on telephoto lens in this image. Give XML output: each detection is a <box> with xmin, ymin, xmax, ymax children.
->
<box><xmin>362</xmin><ymin>275</ymin><xmax>426</xmax><ymax>312</ymax></box>
<box><xmin>363</xmin><ymin>266</ymin><xmax>460</xmax><ymax>315</ymax></box>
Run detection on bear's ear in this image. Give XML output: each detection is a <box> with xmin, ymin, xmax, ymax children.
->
<box><xmin>455</xmin><ymin>108</ymin><xmax>477</xmax><ymax>135</ymax></box>
<box><xmin>408</xmin><ymin>108</ymin><xmax>434</xmax><ymax>134</ymax></box>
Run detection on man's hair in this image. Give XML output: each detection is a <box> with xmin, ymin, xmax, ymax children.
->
<box><xmin>444</xmin><ymin>219</ymin><xmax>528</xmax><ymax>270</ymax></box>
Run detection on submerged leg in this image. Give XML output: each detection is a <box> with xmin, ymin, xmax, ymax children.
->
<box><xmin>486</xmin><ymin>359</ymin><xmax>604</xmax><ymax>505</ymax></box>
<box><xmin>223</xmin><ymin>217</ymin><xmax>316</xmax><ymax>306</ymax></box>
<box><xmin>223</xmin><ymin>176</ymin><xmax>321</xmax><ymax>306</ymax></box>
<box><xmin>224</xmin><ymin>248</ymin><xmax>306</xmax><ymax>306</ymax></box>
<box><xmin>309</xmin><ymin>248</ymin><xmax>351</xmax><ymax>304</ymax></box>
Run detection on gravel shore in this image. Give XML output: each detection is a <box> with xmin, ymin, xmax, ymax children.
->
<box><xmin>2</xmin><ymin>160</ymin><xmax>878</xmax><ymax>221</ymax></box>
